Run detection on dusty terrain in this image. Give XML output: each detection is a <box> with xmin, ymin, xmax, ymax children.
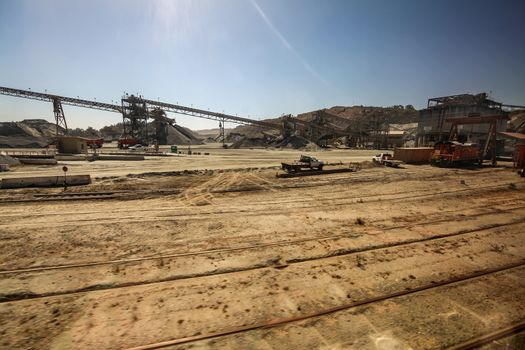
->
<box><xmin>0</xmin><ymin>150</ymin><xmax>524</xmax><ymax>349</ymax></box>
<box><xmin>0</xmin><ymin>143</ymin><xmax>379</xmax><ymax>178</ymax></box>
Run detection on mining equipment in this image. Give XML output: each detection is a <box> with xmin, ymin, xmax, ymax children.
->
<box><xmin>430</xmin><ymin>141</ymin><xmax>480</xmax><ymax>167</ymax></box>
<box><xmin>0</xmin><ymin>85</ymin><xmax>364</xmax><ymax>150</ymax></box>
<box><xmin>280</xmin><ymin>111</ymin><xmax>351</xmax><ymax>147</ymax></box>
<box><xmin>281</xmin><ymin>155</ymin><xmax>324</xmax><ymax>173</ymax></box>
<box><xmin>0</xmin><ymin>86</ymin><xmax>281</xmax><ymax>148</ymax></box>
<box><xmin>86</xmin><ymin>138</ymin><xmax>104</xmax><ymax>149</ymax></box>
<box><xmin>446</xmin><ymin>114</ymin><xmax>509</xmax><ymax>166</ymax></box>
<box><xmin>431</xmin><ymin>114</ymin><xmax>510</xmax><ymax>167</ymax></box>
<box><xmin>117</xmin><ymin>137</ymin><xmax>140</xmax><ymax>149</ymax></box>
<box><xmin>120</xmin><ymin>94</ymin><xmax>150</xmax><ymax>145</ymax></box>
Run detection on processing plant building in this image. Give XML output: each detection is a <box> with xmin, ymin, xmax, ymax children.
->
<box><xmin>415</xmin><ymin>93</ymin><xmax>507</xmax><ymax>146</ymax></box>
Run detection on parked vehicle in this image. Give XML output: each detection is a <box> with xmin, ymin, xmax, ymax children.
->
<box><xmin>129</xmin><ymin>144</ymin><xmax>145</xmax><ymax>151</ymax></box>
<box><xmin>281</xmin><ymin>155</ymin><xmax>324</xmax><ymax>173</ymax></box>
<box><xmin>430</xmin><ymin>141</ymin><xmax>480</xmax><ymax>167</ymax></box>
<box><xmin>86</xmin><ymin>138</ymin><xmax>104</xmax><ymax>148</ymax></box>
<box><xmin>372</xmin><ymin>153</ymin><xmax>401</xmax><ymax>167</ymax></box>
<box><xmin>117</xmin><ymin>138</ymin><xmax>140</xmax><ymax>149</ymax></box>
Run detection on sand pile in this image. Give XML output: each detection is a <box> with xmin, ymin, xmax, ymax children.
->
<box><xmin>0</xmin><ymin>135</ymin><xmax>48</xmax><ymax>148</ymax></box>
<box><xmin>229</xmin><ymin>137</ymin><xmax>268</xmax><ymax>149</ymax></box>
<box><xmin>166</xmin><ymin>125</ymin><xmax>204</xmax><ymax>145</ymax></box>
<box><xmin>229</xmin><ymin>135</ymin><xmax>315</xmax><ymax>149</ymax></box>
<box><xmin>0</xmin><ymin>119</ymin><xmax>61</xmax><ymax>148</ymax></box>
<box><xmin>274</xmin><ymin>135</ymin><xmax>313</xmax><ymax>148</ymax></box>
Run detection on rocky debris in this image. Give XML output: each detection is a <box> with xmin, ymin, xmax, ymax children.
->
<box><xmin>228</xmin><ymin>134</ymin><xmax>316</xmax><ymax>150</ymax></box>
<box><xmin>321</xmin><ymin>105</ymin><xmax>418</xmax><ymax>124</ymax></box>
<box><xmin>274</xmin><ymin>135</ymin><xmax>314</xmax><ymax>149</ymax></box>
<box><xmin>229</xmin><ymin>137</ymin><xmax>268</xmax><ymax>149</ymax></box>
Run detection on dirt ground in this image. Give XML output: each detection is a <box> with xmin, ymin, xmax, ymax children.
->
<box><xmin>0</xmin><ymin>143</ymin><xmax>379</xmax><ymax>179</ymax></box>
<box><xmin>0</xmin><ymin>150</ymin><xmax>524</xmax><ymax>349</ymax></box>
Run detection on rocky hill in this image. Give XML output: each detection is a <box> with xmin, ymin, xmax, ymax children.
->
<box><xmin>317</xmin><ymin>105</ymin><xmax>418</xmax><ymax>124</ymax></box>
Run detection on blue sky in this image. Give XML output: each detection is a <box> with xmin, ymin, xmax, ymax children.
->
<box><xmin>1</xmin><ymin>0</ymin><xmax>524</xmax><ymax>129</ymax></box>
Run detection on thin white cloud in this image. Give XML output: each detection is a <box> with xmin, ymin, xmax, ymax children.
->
<box><xmin>147</xmin><ymin>0</ymin><xmax>195</xmax><ymax>46</ymax></box>
<box><xmin>250</xmin><ymin>0</ymin><xmax>333</xmax><ymax>89</ymax></box>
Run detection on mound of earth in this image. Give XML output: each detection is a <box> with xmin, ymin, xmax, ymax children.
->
<box><xmin>166</xmin><ymin>125</ymin><xmax>204</xmax><ymax>145</ymax></box>
<box><xmin>0</xmin><ymin>136</ymin><xmax>48</xmax><ymax>148</ymax></box>
<box><xmin>274</xmin><ymin>135</ymin><xmax>313</xmax><ymax>149</ymax></box>
<box><xmin>194</xmin><ymin>128</ymin><xmax>232</xmax><ymax>141</ymax></box>
<box><xmin>322</xmin><ymin>105</ymin><xmax>419</xmax><ymax>124</ymax></box>
<box><xmin>229</xmin><ymin>125</ymin><xmax>267</xmax><ymax>139</ymax></box>
<box><xmin>229</xmin><ymin>137</ymin><xmax>268</xmax><ymax>149</ymax></box>
<box><xmin>229</xmin><ymin>134</ymin><xmax>314</xmax><ymax>150</ymax></box>
<box><xmin>0</xmin><ymin>119</ymin><xmax>61</xmax><ymax>148</ymax></box>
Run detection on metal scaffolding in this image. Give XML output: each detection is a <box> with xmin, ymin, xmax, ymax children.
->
<box><xmin>0</xmin><ymin>86</ymin><xmax>282</xmax><ymax>145</ymax></box>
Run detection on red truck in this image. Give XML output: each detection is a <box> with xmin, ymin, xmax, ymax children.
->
<box><xmin>86</xmin><ymin>138</ymin><xmax>104</xmax><ymax>148</ymax></box>
<box><xmin>430</xmin><ymin>141</ymin><xmax>480</xmax><ymax>167</ymax></box>
<box><xmin>117</xmin><ymin>138</ymin><xmax>140</xmax><ymax>149</ymax></box>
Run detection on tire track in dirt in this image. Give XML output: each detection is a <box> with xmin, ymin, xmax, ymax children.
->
<box><xmin>2</xmin><ymin>231</ymin><xmax>523</xmax><ymax>350</ymax></box>
<box><xmin>2</xmin><ymin>216</ymin><xmax>524</xmax><ymax>302</ymax></box>
<box><xmin>2</xmin><ymin>199</ymin><xmax>524</xmax><ymax>271</ymax></box>
<box><xmin>143</xmin><ymin>265</ymin><xmax>525</xmax><ymax>350</ymax></box>
<box><xmin>0</xmin><ymin>182</ymin><xmax>519</xmax><ymax>228</ymax></box>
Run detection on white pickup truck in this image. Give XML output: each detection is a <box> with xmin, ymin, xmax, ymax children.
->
<box><xmin>129</xmin><ymin>144</ymin><xmax>146</xmax><ymax>151</ymax></box>
<box><xmin>372</xmin><ymin>153</ymin><xmax>401</xmax><ymax>168</ymax></box>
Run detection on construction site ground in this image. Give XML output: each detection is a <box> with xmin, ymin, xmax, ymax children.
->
<box><xmin>0</xmin><ymin>143</ymin><xmax>377</xmax><ymax>179</ymax></box>
<box><xmin>0</xmin><ymin>153</ymin><xmax>524</xmax><ymax>349</ymax></box>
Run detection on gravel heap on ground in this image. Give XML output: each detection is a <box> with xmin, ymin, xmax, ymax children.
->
<box><xmin>166</xmin><ymin>125</ymin><xmax>204</xmax><ymax>145</ymax></box>
<box><xmin>229</xmin><ymin>137</ymin><xmax>268</xmax><ymax>149</ymax></box>
<box><xmin>229</xmin><ymin>135</ymin><xmax>316</xmax><ymax>149</ymax></box>
<box><xmin>274</xmin><ymin>135</ymin><xmax>313</xmax><ymax>148</ymax></box>
<box><xmin>0</xmin><ymin>119</ymin><xmax>60</xmax><ymax>148</ymax></box>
